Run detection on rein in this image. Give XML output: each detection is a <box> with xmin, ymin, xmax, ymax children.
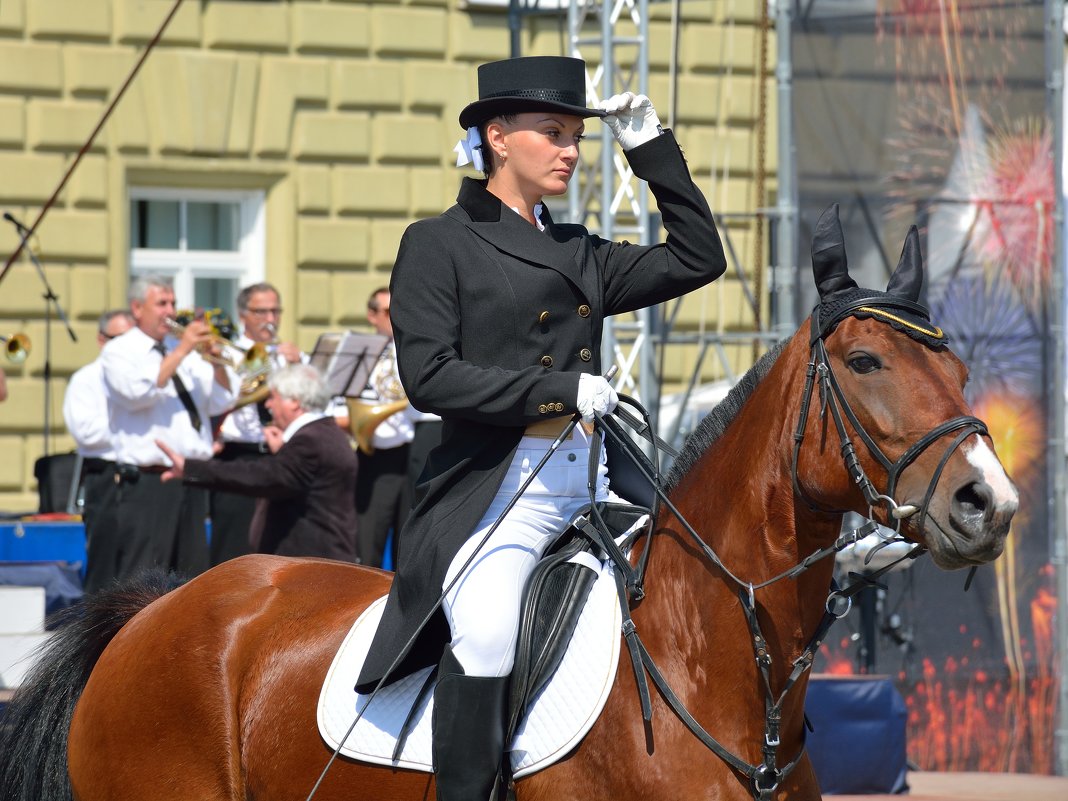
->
<box><xmin>592</xmin><ymin>408</ymin><xmax>914</xmax><ymax>800</ymax></box>
<box><xmin>587</xmin><ymin>300</ymin><xmax>988</xmax><ymax>800</ymax></box>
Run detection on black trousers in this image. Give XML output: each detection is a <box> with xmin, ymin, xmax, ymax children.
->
<box><xmin>355</xmin><ymin>444</ymin><xmax>410</xmax><ymax>568</ymax></box>
<box><xmin>208</xmin><ymin>444</ymin><xmax>270</xmax><ymax>566</ymax></box>
<box><xmin>113</xmin><ymin>470</ymin><xmax>210</xmax><ymax>581</ymax></box>
<box><xmin>81</xmin><ymin>460</ymin><xmax>120</xmax><ymax>594</ymax></box>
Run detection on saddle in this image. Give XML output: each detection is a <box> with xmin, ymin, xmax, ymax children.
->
<box><xmin>506</xmin><ymin>501</ymin><xmax>651</xmax><ymax>742</ymax></box>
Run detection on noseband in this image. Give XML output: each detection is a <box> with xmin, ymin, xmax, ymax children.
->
<box><xmin>791</xmin><ymin>295</ymin><xmax>989</xmax><ymax>532</ymax></box>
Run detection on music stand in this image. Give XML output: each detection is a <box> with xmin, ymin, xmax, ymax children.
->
<box><xmin>309</xmin><ymin>331</ymin><xmax>389</xmax><ymax>399</ymax></box>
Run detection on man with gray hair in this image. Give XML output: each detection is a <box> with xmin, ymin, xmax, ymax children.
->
<box><xmin>63</xmin><ymin>309</ymin><xmax>134</xmax><ymax>592</ymax></box>
<box><xmin>157</xmin><ymin>363</ymin><xmax>358</xmax><ymax>560</ymax></box>
<box><xmin>100</xmin><ymin>274</ymin><xmax>238</xmax><ymax>582</ymax></box>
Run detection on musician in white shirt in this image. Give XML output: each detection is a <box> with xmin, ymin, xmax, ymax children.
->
<box><xmin>100</xmin><ymin>275</ymin><xmax>238</xmax><ymax>581</ymax></box>
<box><xmin>62</xmin><ymin>309</ymin><xmax>134</xmax><ymax>593</ymax></box>
<box><xmin>210</xmin><ymin>282</ymin><xmax>303</xmax><ymax>565</ymax></box>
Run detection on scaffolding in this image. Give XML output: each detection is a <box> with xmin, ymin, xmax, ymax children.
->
<box><xmin>507</xmin><ymin>0</ymin><xmax>793</xmax><ymax>446</ymax></box>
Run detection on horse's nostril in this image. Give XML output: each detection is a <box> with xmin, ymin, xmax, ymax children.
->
<box><xmin>953</xmin><ymin>482</ymin><xmax>992</xmax><ymax>524</ymax></box>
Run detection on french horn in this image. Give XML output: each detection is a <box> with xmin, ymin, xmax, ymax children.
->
<box><xmin>347</xmin><ymin>342</ymin><xmax>407</xmax><ymax>455</ymax></box>
<box><xmin>347</xmin><ymin>397</ymin><xmax>409</xmax><ymax>455</ymax></box>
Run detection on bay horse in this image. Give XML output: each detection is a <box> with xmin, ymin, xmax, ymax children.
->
<box><xmin>0</xmin><ymin>206</ymin><xmax>1017</xmax><ymax>801</ymax></box>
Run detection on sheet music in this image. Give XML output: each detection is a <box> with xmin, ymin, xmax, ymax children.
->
<box><xmin>309</xmin><ymin>332</ymin><xmax>389</xmax><ymax>398</ymax></box>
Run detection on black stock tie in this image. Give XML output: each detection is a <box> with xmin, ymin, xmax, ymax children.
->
<box><xmin>154</xmin><ymin>342</ymin><xmax>202</xmax><ymax>432</ymax></box>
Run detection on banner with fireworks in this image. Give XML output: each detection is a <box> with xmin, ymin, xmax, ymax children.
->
<box><xmin>794</xmin><ymin>0</ymin><xmax>1054</xmax><ymax>774</ymax></box>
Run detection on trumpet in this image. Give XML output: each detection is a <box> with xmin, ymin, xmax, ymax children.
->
<box><xmin>0</xmin><ymin>333</ymin><xmax>30</xmax><ymax>363</ymax></box>
<box><xmin>165</xmin><ymin>308</ymin><xmax>238</xmax><ymax>367</ymax></box>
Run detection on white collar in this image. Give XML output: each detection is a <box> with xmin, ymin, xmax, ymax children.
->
<box><xmin>282</xmin><ymin>411</ymin><xmax>326</xmax><ymax>442</ymax></box>
<box><xmin>508</xmin><ymin>203</ymin><xmax>546</xmax><ymax>232</ymax></box>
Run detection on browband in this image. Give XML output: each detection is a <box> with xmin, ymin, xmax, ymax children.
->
<box><xmin>811</xmin><ymin>294</ymin><xmax>946</xmax><ymax>347</ymax></box>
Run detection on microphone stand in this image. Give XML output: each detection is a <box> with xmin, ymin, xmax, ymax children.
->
<box><xmin>4</xmin><ymin>213</ymin><xmax>77</xmax><ymax>457</ymax></box>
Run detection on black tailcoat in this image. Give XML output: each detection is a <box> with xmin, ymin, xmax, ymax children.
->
<box><xmin>356</xmin><ymin>131</ymin><xmax>725</xmax><ymax>691</ymax></box>
<box><xmin>184</xmin><ymin>416</ymin><xmax>359</xmax><ymax>561</ymax></box>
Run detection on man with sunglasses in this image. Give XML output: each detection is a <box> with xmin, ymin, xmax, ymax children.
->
<box><xmin>211</xmin><ymin>282</ymin><xmax>303</xmax><ymax>565</ymax></box>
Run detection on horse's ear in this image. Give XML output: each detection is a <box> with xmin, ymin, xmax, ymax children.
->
<box><xmin>812</xmin><ymin>203</ymin><xmax>858</xmax><ymax>300</ymax></box>
<box><xmin>886</xmin><ymin>225</ymin><xmax>923</xmax><ymax>302</ymax></box>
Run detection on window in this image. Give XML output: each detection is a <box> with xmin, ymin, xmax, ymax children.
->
<box><xmin>128</xmin><ymin>188</ymin><xmax>265</xmax><ymax>320</ymax></box>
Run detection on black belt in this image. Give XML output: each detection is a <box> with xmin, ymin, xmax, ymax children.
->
<box><xmin>220</xmin><ymin>441</ymin><xmax>271</xmax><ymax>456</ymax></box>
<box><xmin>115</xmin><ymin>463</ymin><xmax>167</xmax><ymax>484</ymax></box>
<box><xmin>82</xmin><ymin>457</ymin><xmax>116</xmax><ymax>474</ymax></box>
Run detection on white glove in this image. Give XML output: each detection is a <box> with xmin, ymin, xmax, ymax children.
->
<box><xmin>576</xmin><ymin>374</ymin><xmax>618</xmax><ymax>423</ymax></box>
<box><xmin>598</xmin><ymin>92</ymin><xmax>663</xmax><ymax>151</ymax></box>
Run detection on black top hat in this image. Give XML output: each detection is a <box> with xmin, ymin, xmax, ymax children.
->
<box><xmin>458</xmin><ymin>56</ymin><xmax>607</xmax><ymax>129</ymax></box>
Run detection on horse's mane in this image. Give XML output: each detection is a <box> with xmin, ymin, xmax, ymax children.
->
<box><xmin>663</xmin><ymin>339</ymin><xmax>787</xmax><ymax>492</ymax></box>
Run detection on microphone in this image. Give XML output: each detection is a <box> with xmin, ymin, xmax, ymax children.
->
<box><xmin>3</xmin><ymin>212</ymin><xmax>28</xmax><ymax>232</ymax></box>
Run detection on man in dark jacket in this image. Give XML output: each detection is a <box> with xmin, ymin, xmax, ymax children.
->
<box><xmin>157</xmin><ymin>363</ymin><xmax>358</xmax><ymax>561</ymax></box>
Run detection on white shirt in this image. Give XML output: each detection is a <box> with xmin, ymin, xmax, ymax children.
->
<box><xmin>63</xmin><ymin>359</ymin><xmax>116</xmax><ymax>460</ymax></box>
<box><xmin>282</xmin><ymin>411</ymin><xmax>326</xmax><ymax>443</ymax></box>
<box><xmin>101</xmin><ymin>327</ymin><xmax>238</xmax><ymax>465</ymax></box>
<box><xmin>217</xmin><ymin>333</ymin><xmax>302</xmax><ymax>444</ymax></box>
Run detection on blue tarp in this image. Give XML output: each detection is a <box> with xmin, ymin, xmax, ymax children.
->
<box><xmin>0</xmin><ymin>562</ymin><xmax>83</xmax><ymax>622</ymax></box>
<box><xmin>806</xmin><ymin>675</ymin><xmax>908</xmax><ymax>795</ymax></box>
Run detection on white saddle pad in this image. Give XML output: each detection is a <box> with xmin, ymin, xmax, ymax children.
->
<box><xmin>317</xmin><ymin>556</ymin><xmax>622</xmax><ymax>778</ymax></box>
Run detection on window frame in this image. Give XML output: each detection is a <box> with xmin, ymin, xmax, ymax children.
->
<box><xmin>128</xmin><ymin>186</ymin><xmax>266</xmax><ymax>316</ymax></box>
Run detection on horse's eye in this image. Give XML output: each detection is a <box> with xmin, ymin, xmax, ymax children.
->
<box><xmin>848</xmin><ymin>354</ymin><xmax>881</xmax><ymax>374</ymax></box>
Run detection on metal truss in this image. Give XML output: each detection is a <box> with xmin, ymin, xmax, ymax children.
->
<box><xmin>565</xmin><ymin>0</ymin><xmax>657</xmax><ymax>412</ymax></box>
<box><xmin>506</xmin><ymin>0</ymin><xmax>795</xmax><ymax>452</ymax></box>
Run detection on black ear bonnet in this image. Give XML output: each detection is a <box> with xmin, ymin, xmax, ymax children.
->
<box><xmin>809</xmin><ymin>203</ymin><xmax>948</xmax><ymax>349</ymax></box>
<box><xmin>813</xmin><ymin>287</ymin><xmax>949</xmax><ymax>349</ymax></box>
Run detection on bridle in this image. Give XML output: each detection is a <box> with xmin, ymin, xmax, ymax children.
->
<box><xmin>791</xmin><ymin>295</ymin><xmax>988</xmax><ymax>533</ymax></box>
<box><xmin>586</xmin><ymin>295</ymin><xmax>989</xmax><ymax>800</ymax></box>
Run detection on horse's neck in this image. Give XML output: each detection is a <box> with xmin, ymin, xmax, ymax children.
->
<box><xmin>638</xmin><ymin>334</ymin><xmax>841</xmax><ymax>707</ymax></box>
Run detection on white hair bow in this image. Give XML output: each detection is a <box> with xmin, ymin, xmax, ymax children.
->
<box><xmin>453</xmin><ymin>126</ymin><xmax>484</xmax><ymax>172</ymax></box>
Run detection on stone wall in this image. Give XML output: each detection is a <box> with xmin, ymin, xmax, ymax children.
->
<box><xmin>0</xmin><ymin>0</ymin><xmax>772</xmax><ymax>512</ymax></box>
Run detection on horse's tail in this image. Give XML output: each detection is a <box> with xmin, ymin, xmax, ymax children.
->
<box><xmin>0</xmin><ymin>569</ymin><xmax>186</xmax><ymax>801</ymax></box>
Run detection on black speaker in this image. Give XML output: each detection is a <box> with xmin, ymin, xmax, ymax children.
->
<box><xmin>33</xmin><ymin>452</ymin><xmax>80</xmax><ymax>514</ymax></box>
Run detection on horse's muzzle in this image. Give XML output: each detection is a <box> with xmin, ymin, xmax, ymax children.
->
<box><xmin>920</xmin><ymin>476</ymin><xmax>1016</xmax><ymax>569</ymax></box>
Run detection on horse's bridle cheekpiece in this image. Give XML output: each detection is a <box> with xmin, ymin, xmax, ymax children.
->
<box><xmin>788</xmin><ymin>202</ymin><xmax>990</xmax><ymax>536</ymax></box>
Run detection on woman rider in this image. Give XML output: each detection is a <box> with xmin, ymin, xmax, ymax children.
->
<box><xmin>355</xmin><ymin>55</ymin><xmax>727</xmax><ymax>800</ymax></box>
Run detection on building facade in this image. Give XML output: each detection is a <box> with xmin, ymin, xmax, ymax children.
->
<box><xmin>0</xmin><ymin>0</ymin><xmax>773</xmax><ymax>512</ymax></box>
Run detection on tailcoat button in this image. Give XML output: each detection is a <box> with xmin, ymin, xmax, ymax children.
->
<box><xmin>554</xmin><ymin>402</ymin><xmax>564</xmax><ymax>412</ymax></box>
<box><xmin>579</xmin><ymin>348</ymin><xmax>592</xmax><ymax>362</ymax></box>
<box><xmin>539</xmin><ymin>311</ymin><xmax>550</xmax><ymax>323</ymax></box>
<box><xmin>538</xmin><ymin>404</ymin><xmax>548</xmax><ymax>414</ymax></box>
<box><xmin>578</xmin><ymin>304</ymin><xmax>591</xmax><ymax>318</ymax></box>
<box><xmin>541</xmin><ymin>355</ymin><xmax>553</xmax><ymax>368</ymax></box>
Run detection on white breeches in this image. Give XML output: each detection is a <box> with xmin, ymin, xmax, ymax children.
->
<box><xmin>442</xmin><ymin>430</ymin><xmax>615</xmax><ymax>678</ymax></box>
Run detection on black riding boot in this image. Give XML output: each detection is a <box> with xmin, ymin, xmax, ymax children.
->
<box><xmin>431</xmin><ymin>646</ymin><xmax>509</xmax><ymax>801</ymax></box>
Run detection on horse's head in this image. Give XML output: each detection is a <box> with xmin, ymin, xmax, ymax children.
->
<box><xmin>795</xmin><ymin>204</ymin><xmax>1018</xmax><ymax>569</ymax></box>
